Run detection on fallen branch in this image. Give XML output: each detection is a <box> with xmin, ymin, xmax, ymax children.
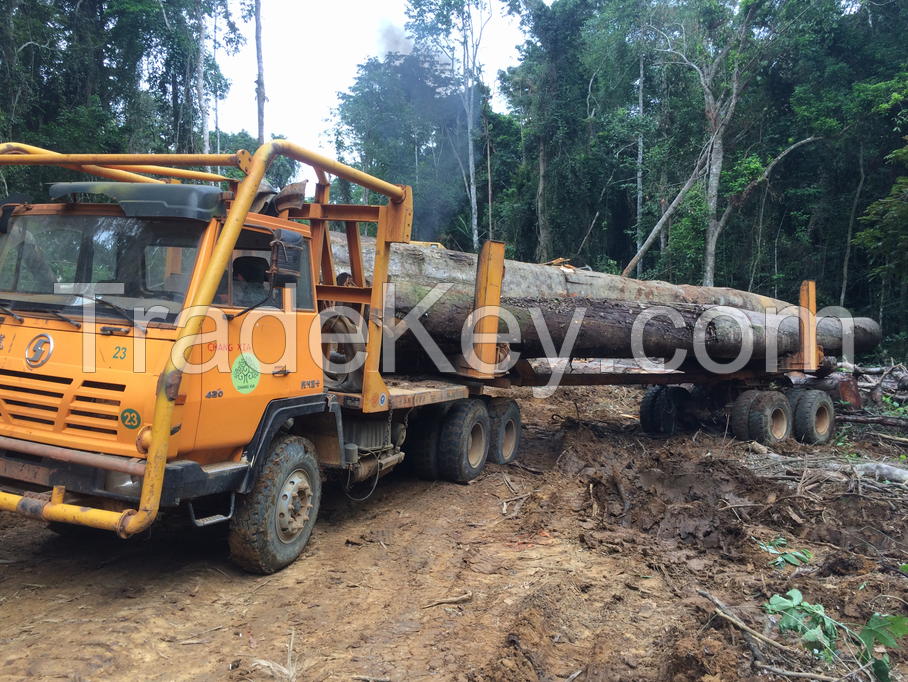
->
<box><xmin>696</xmin><ymin>589</ymin><xmax>763</xmax><ymax>663</ymax></box>
<box><xmin>712</xmin><ymin>610</ymin><xmax>798</xmax><ymax>654</ymax></box>
<box><xmin>876</xmin><ymin>432</ymin><xmax>908</xmax><ymax>445</ymax></box>
<box><xmin>837</xmin><ymin>414</ymin><xmax>908</xmax><ymax>428</ymax></box>
<box><xmin>352</xmin><ymin>677</ymin><xmax>391</xmax><ymax>682</ymax></box>
<box><xmin>422</xmin><ymin>591</ymin><xmax>472</xmax><ymax>609</ymax></box>
<box><xmin>754</xmin><ymin>660</ymin><xmax>873</xmax><ymax>681</ymax></box>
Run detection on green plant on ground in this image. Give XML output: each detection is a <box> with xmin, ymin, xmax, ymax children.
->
<box><xmin>764</xmin><ymin>589</ymin><xmax>908</xmax><ymax>680</ymax></box>
<box><xmin>753</xmin><ymin>535</ymin><xmax>813</xmax><ymax>569</ymax></box>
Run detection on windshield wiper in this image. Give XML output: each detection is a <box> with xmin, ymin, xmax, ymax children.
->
<box><xmin>0</xmin><ymin>301</ymin><xmax>24</xmax><ymax>323</ymax></box>
<box><xmin>15</xmin><ymin>306</ymin><xmax>81</xmax><ymax>329</ymax></box>
<box><xmin>71</xmin><ymin>294</ymin><xmax>147</xmax><ymax>333</ymax></box>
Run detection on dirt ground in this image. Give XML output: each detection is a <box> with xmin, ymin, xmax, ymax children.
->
<box><xmin>1</xmin><ymin>386</ymin><xmax>907</xmax><ymax>682</ymax></box>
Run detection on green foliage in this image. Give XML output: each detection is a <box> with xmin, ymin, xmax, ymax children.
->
<box><xmin>753</xmin><ymin>535</ymin><xmax>813</xmax><ymax>569</ymax></box>
<box><xmin>765</xmin><ymin>589</ymin><xmax>838</xmax><ymax>655</ymax></box>
<box><xmin>764</xmin><ymin>590</ymin><xmax>908</xmax><ymax>679</ymax></box>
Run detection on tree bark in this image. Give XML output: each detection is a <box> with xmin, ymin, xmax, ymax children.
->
<box><xmin>385</xmin><ymin>281</ymin><xmax>881</xmax><ymax>360</ymax></box>
<box><xmin>254</xmin><ymin>0</ymin><xmax>265</xmax><ymax>146</ymax></box>
<box><xmin>702</xmin><ymin>134</ymin><xmax>724</xmax><ymax>286</ymax></box>
<box><xmin>840</xmin><ymin>141</ymin><xmax>864</xmax><ymax>306</ymax></box>
<box><xmin>195</xmin><ymin>0</ymin><xmax>209</xmax><ymax>169</ymax></box>
<box><xmin>535</xmin><ymin>143</ymin><xmax>549</xmax><ymax>262</ymax></box>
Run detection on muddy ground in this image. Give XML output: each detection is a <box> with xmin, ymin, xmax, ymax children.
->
<box><xmin>1</xmin><ymin>386</ymin><xmax>907</xmax><ymax>682</ymax></box>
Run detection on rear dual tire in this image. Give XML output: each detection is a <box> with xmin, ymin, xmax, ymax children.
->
<box><xmin>437</xmin><ymin>400</ymin><xmax>491</xmax><ymax>483</ymax></box>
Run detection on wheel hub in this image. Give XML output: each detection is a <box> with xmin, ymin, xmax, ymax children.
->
<box><xmin>276</xmin><ymin>468</ymin><xmax>314</xmax><ymax>544</ymax></box>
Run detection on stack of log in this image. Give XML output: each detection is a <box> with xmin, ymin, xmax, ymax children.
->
<box><xmin>331</xmin><ymin>236</ymin><xmax>883</xmax><ymax>367</ymax></box>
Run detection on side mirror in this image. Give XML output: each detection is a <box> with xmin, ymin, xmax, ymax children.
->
<box><xmin>271</xmin><ymin>229</ymin><xmax>303</xmax><ymax>286</ymax></box>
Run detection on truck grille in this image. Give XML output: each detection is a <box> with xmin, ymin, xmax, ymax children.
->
<box><xmin>0</xmin><ymin>370</ymin><xmax>126</xmax><ymax>440</ymax></box>
<box><xmin>0</xmin><ymin>368</ymin><xmax>70</xmax><ymax>429</ymax></box>
<box><xmin>65</xmin><ymin>380</ymin><xmax>126</xmax><ymax>439</ymax></box>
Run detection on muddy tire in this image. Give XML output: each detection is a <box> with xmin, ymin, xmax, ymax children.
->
<box><xmin>639</xmin><ymin>387</ymin><xmax>662</xmax><ymax>434</ymax></box>
<box><xmin>793</xmin><ymin>390</ymin><xmax>835</xmax><ymax>445</ymax></box>
<box><xmin>403</xmin><ymin>404</ymin><xmax>449</xmax><ymax>480</ymax></box>
<box><xmin>229</xmin><ymin>435</ymin><xmax>321</xmax><ymax>574</ymax></box>
<box><xmin>731</xmin><ymin>390</ymin><xmax>761</xmax><ymax>440</ymax></box>
<box><xmin>437</xmin><ymin>400</ymin><xmax>490</xmax><ymax>483</ymax></box>
<box><xmin>785</xmin><ymin>388</ymin><xmax>810</xmax><ymax>414</ymax></box>
<box><xmin>488</xmin><ymin>399</ymin><xmax>521</xmax><ymax>464</ymax></box>
<box><xmin>748</xmin><ymin>392</ymin><xmax>792</xmax><ymax>445</ymax></box>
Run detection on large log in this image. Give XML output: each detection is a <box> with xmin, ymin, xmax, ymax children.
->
<box><xmin>327</xmin><ymin>237</ymin><xmax>882</xmax><ymax>363</ymax></box>
<box><xmin>383</xmin><ymin>282</ymin><xmax>882</xmax><ymax>361</ymax></box>
<box><xmin>332</xmin><ymin>235</ymin><xmax>790</xmax><ymax>313</ymax></box>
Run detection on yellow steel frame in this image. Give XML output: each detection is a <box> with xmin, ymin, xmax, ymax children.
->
<box><xmin>461</xmin><ymin>240</ymin><xmax>506</xmax><ymax>379</ymax></box>
<box><xmin>0</xmin><ymin>140</ymin><xmax>412</xmax><ymax>535</ymax></box>
<box><xmin>779</xmin><ymin>280</ymin><xmax>822</xmax><ymax>372</ymax></box>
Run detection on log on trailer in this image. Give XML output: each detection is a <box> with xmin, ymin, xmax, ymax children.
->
<box><xmin>327</xmin><ymin>237</ymin><xmax>881</xmax><ymax>365</ymax></box>
<box><xmin>331</xmin><ymin>235</ymin><xmax>790</xmax><ymax>312</ymax></box>
<box><xmin>382</xmin><ymin>282</ymin><xmax>881</xmax><ymax>362</ymax></box>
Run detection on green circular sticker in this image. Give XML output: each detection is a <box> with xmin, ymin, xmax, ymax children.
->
<box><xmin>120</xmin><ymin>409</ymin><xmax>141</xmax><ymax>430</ymax></box>
<box><xmin>231</xmin><ymin>352</ymin><xmax>261</xmax><ymax>394</ymax></box>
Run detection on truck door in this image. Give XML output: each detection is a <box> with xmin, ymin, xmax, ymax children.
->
<box><xmin>193</xmin><ymin>227</ymin><xmax>297</xmax><ymax>460</ymax></box>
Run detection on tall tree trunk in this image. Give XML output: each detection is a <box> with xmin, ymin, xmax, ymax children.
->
<box><xmin>195</xmin><ymin>0</ymin><xmax>209</xmax><ymax>170</ymax></box>
<box><xmin>213</xmin><ymin>8</ymin><xmax>219</xmax><ymax>154</ymax></box>
<box><xmin>466</xmin><ymin>87</ymin><xmax>479</xmax><ymax>250</ymax></box>
<box><xmin>536</xmin><ymin>143</ymin><xmax>549</xmax><ymax>263</ymax></box>
<box><xmin>483</xmin><ymin>99</ymin><xmax>493</xmax><ymax>240</ymax></box>
<box><xmin>636</xmin><ymin>53</ymin><xmax>644</xmax><ymax>277</ymax></box>
<box><xmin>702</xmin><ymin>134</ymin><xmax>724</xmax><ymax>286</ymax></box>
<box><xmin>840</xmin><ymin>140</ymin><xmax>865</xmax><ymax>306</ymax></box>
<box><xmin>255</xmin><ymin>0</ymin><xmax>265</xmax><ymax>146</ymax></box>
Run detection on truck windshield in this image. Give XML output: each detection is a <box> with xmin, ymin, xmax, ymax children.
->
<box><xmin>0</xmin><ymin>213</ymin><xmax>204</xmax><ymax>324</ymax></box>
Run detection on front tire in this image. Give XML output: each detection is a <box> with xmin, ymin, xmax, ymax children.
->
<box><xmin>437</xmin><ymin>400</ymin><xmax>490</xmax><ymax>483</ymax></box>
<box><xmin>229</xmin><ymin>435</ymin><xmax>321</xmax><ymax>574</ymax></box>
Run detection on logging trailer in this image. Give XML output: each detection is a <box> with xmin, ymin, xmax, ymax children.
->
<box><xmin>0</xmin><ymin>142</ymin><xmax>860</xmax><ymax>573</ymax></box>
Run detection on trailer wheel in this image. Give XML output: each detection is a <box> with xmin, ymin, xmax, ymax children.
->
<box><xmin>229</xmin><ymin>435</ymin><xmax>321</xmax><ymax>574</ymax></box>
<box><xmin>437</xmin><ymin>400</ymin><xmax>491</xmax><ymax>483</ymax></box>
<box><xmin>639</xmin><ymin>387</ymin><xmax>662</xmax><ymax>434</ymax></box>
<box><xmin>731</xmin><ymin>390</ymin><xmax>761</xmax><ymax>440</ymax></box>
<box><xmin>403</xmin><ymin>404</ymin><xmax>449</xmax><ymax>480</ymax></box>
<box><xmin>793</xmin><ymin>390</ymin><xmax>835</xmax><ymax>445</ymax></box>
<box><xmin>641</xmin><ymin>386</ymin><xmax>688</xmax><ymax>436</ymax></box>
<box><xmin>748</xmin><ymin>392</ymin><xmax>792</xmax><ymax>445</ymax></box>
<box><xmin>488</xmin><ymin>398</ymin><xmax>521</xmax><ymax>464</ymax></box>
<box><xmin>785</xmin><ymin>388</ymin><xmax>810</xmax><ymax>414</ymax></box>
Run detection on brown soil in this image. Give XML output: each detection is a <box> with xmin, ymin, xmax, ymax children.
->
<box><xmin>1</xmin><ymin>386</ymin><xmax>906</xmax><ymax>682</ymax></box>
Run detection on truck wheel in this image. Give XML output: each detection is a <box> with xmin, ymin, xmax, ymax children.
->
<box><xmin>403</xmin><ymin>404</ymin><xmax>449</xmax><ymax>480</ymax></box>
<box><xmin>229</xmin><ymin>435</ymin><xmax>321</xmax><ymax>574</ymax></box>
<box><xmin>488</xmin><ymin>398</ymin><xmax>521</xmax><ymax>464</ymax></box>
<box><xmin>639</xmin><ymin>387</ymin><xmax>662</xmax><ymax>434</ymax></box>
<box><xmin>748</xmin><ymin>392</ymin><xmax>792</xmax><ymax>445</ymax></box>
<box><xmin>437</xmin><ymin>400</ymin><xmax>490</xmax><ymax>483</ymax></box>
<box><xmin>793</xmin><ymin>390</ymin><xmax>835</xmax><ymax>444</ymax></box>
<box><xmin>731</xmin><ymin>390</ymin><xmax>761</xmax><ymax>440</ymax></box>
<box><xmin>785</xmin><ymin>388</ymin><xmax>809</xmax><ymax>414</ymax></box>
